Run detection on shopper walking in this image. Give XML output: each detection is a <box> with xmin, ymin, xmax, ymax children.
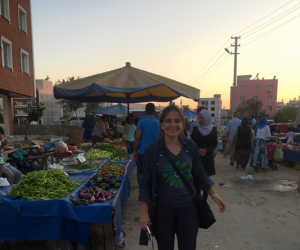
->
<box><xmin>249</xmin><ymin>117</ymin><xmax>271</xmax><ymax>173</ymax></box>
<box><xmin>225</xmin><ymin>112</ymin><xmax>241</xmax><ymax>166</ymax></box>
<box><xmin>189</xmin><ymin>106</ymin><xmax>207</xmax><ymax>135</ymax></box>
<box><xmin>133</xmin><ymin>103</ymin><xmax>160</xmax><ymax>188</ymax></box>
<box><xmin>233</xmin><ymin>118</ymin><xmax>252</xmax><ymax>170</ymax></box>
<box><xmin>191</xmin><ymin>110</ymin><xmax>217</xmax><ymax>200</ymax></box>
<box><xmin>139</xmin><ymin>105</ymin><xmax>226</xmax><ymax>250</ymax></box>
<box><xmin>124</xmin><ymin>116</ymin><xmax>136</xmax><ymax>153</ymax></box>
<box><xmin>251</xmin><ymin>115</ymin><xmax>256</xmax><ymax>127</ymax></box>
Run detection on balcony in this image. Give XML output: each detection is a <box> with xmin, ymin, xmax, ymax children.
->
<box><xmin>15</xmin><ymin>113</ymin><xmax>28</xmax><ymax>117</ymax></box>
<box><xmin>14</xmin><ymin>105</ymin><xmax>28</xmax><ymax>108</ymax></box>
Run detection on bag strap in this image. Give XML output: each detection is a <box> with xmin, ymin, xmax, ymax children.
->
<box><xmin>163</xmin><ymin>148</ymin><xmax>195</xmax><ymax>196</ymax></box>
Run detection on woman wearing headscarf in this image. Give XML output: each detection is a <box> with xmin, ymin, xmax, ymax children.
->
<box><xmin>233</xmin><ymin>118</ymin><xmax>252</xmax><ymax>170</ymax></box>
<box><xmin>249</xmin><ymin>117</ymin><xmax>271</xmax><ymax>173</ymax></box>
<box><xmin>191</xmin><ymin>110</ymin><xmax>218</xmax><ymax>200</ymax></box>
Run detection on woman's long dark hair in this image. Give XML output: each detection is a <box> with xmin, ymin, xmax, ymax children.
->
<box><xmin>158</xmin><ymin>105</ymin><xmax>186</xmax><ymax>139</ymax></box>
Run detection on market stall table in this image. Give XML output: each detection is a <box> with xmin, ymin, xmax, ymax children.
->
<box><xmin>0</xmin><ymin>155</ymin><xmax>136</xmax><ymax>249</ymax></box>
<box><xmin>281</xmin><ymin>147</ymin><xmax>300</xmax><ymax>163</ymax></box>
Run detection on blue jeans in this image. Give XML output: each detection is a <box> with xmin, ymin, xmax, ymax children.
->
<box><xmin>136</xmin><ymin>154</ymin><xmax>144</xmax><ymax>188</ymax></box>
<box><xmin>126</xmin><ymin>141</ymin><xmax>134</xmax><ymax>154</ymax></box>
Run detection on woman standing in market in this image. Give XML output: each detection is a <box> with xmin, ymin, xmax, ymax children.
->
<box><xmin>233</xmin><ymin>118</ymin><xmax>252</xmax><ymax>170</ymax></box>
<box><xmin>249</xmin><ymin>117</ymin><xmax>271</xmax><ymax>173</ymax></box>
<box><xmin>139</xmin><ymin>106</ymin><xmax>226</xmax><ymax>250</ymax></box>
<box><xmin>191</xmin><ymin>110</ymin><xmax>218</xmax><ymax>201</ymax></box>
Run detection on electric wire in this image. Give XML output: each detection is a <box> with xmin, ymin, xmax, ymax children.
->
<box><xmin>242</xmin><ymin>3</ymin><xmax>300</xmax><ymax>38</ymax></box>
<box><xmin>187</xmin><ymin>38</ymin><xmax>231</xmax><ymax>85</ymax></box>
<box><xmin>232</xmin><ymin>0</ymin><xmax>294</xmax><ymax>36</ymax></box>
<box><xmin>242</xmin><ymin>12</ymin><xmax>300</xmax><ymax>47</ymax></box>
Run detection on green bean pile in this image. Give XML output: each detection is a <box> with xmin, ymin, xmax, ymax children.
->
<box><xmin>9</xmin><ymin>169</ymin><xmax>81</xmax><ymax>200</ymax></box>
<box><xmin>72</xmin><ymin>161</ymin><xmax>97</xmax><ymax>170</ymax></box>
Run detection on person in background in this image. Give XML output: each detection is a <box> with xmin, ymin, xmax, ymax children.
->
<box><xmin>295</xmin><ymin>124</ymin><xmax>300</xmax><ymax>133</ymax></box>
<box><xmin>251</xmin><ymin>115</ymin><xmax>256</xmax><ymax>127</ymax></box>
<box><xmin>0</xmin><ymin>126</ymin><xmax>22</xmax><ymax>185</ymax></box>
<box><xmin>191</xmin><ymin>110</ymin><xmax>217</xmax><ymax>200</ymax></box>
<box><xmin>189</xmin><ymin>106</ymin><xmax>208</xmax><ymax>135</ymax></box>
<box><xmin>248</xmin><ymin>122</ymin><xmax>254</xmax><ymax>141</ymax></box>
<box><xmin>297</xmin><ymin>177</ymin><xmax>300</xmax><ymax>193</ymax></box>
<box><xmin>133</xmin><ymin>103</ymin><xmax>160</xmax><ymax>188</ymax></box>
<box><xmin>124</xmin><ymin>116</ymin><xmax>136</xmax><ymax>153</ymax></box>
<box><xmin>184</xmin><ymin>117</ymin><xmax>190</xmax><ymax>138</ymax></box>
<box><xmin>225</xmin><ymin>112</ymin><xmax>242</xmax><ymax>166</ymax></box>
<box><xmin>249</xmin><ymin>117</ymin><xmax>271</xmax><ymax>173</ymax></box>
<box><xmin>105</xmin><ymin>116</ymin><xmax>114</xmax><ymax>136</ymax></box>
<box><xmin>286</xmin><ymin>127</ymin><xmax>295</xmax><ymax>143</ymax></box>
<box><xmin>91</xmin><ymin>115</ymin><xmax>109</xmax><ymax>145</ymax></box>
<box><xmin>138</xmin><ymin>105</ymin><xmax>226</xmax><ymax>249</ymax></box>
<box><xmin>233</xmin><ymin>118</ymin><xmax>252</xmax><ymax>170</ymax></box>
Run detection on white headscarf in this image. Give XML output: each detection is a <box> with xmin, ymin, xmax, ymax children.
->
<box><xmin>197</xmin><ymin>110</ymin><xmax>213</xmax><ymax>136</ymax></box>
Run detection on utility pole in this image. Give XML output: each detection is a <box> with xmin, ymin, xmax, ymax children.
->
<box><xmin>225</xmin><ymin>36</ymin><xmax>240</xmax><ymax>114</ymax></box>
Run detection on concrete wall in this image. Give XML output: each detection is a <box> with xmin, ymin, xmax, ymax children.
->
<box><xmin>13</xmin><ymin>124</ymin><xmax>74</xmax><ymax>136</ymax></box>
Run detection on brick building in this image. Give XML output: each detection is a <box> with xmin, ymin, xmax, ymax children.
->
<box><xmin>230</xmin><ymin>75</ymin><xmax>278</xmax><ymax>117</ymax></box>
<box><xmin>0</xmin><ymin>0</ymin><xmax>35</xmax><ymax>135</ymax></box>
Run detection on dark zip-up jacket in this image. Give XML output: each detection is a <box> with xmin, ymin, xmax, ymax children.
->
<box><xmin>138</xmin><ymin>136</ymin><xmax>214</xmax><ymax>246</ymax></box>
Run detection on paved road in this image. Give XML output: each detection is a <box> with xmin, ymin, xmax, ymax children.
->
<box><xmin>123</xmin><ymin>153</ymin><xmax>300</xmax><ymax>250</ymax></box>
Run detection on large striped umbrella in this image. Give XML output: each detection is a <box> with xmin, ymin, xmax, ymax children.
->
<box><xmin>54</xmin><ymin>62</ymin><xmax>200</xmax><ymax>115</ymax></box>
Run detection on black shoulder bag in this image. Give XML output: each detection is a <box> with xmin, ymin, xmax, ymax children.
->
<box><xmin>163</xmin><ymin>149</ymin><xmax>216</xmax><ymax>229</ymax></box>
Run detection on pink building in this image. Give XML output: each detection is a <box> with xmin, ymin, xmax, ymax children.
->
<box><xmin>230</xmin><ymin>75</ymin><xmax>278</xmax><ymax>117</ymax></box>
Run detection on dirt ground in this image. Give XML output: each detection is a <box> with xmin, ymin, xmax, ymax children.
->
<box><xmin>1</xmin><ymin>153</ymin><xmax>300</xmax><ymax>250</ymax></box>
<box><xmin>123</xmin><ymin>153</ymin><xmax>300</xmax><ymax>250</ymax></box>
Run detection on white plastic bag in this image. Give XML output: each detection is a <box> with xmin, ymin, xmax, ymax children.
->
<box><xmin>0</xmin><ymin>177</ymin><xmax>10</xmax><ymax>186</ymax></box>
<box><xmin>241</xmin><ymin>175</ymin><xmax>253</xmax><ymax>180</ymax></box>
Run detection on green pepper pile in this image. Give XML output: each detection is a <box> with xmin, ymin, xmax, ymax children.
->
<box><xmin>9</xmin><ymin>169</ymin><xmax>81</xmax><ymax>200</ymax></box>
<box><xmin>72</xmin><ymin>161</ymin><xmax>97</xmax><ymax>170</ymax></box>
<box><xmin>84</xmin><ymin>149</ymin><xmax>112</xmax><ymax>159</ymax></box>
<box><xmin>94</xmin><ymin>145</ymin><xmax>129</xmax><ymax>161</ymax></box>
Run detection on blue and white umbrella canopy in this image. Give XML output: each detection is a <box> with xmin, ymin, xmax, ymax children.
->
<box><xmin>54</xmin><ymin>62</ymin><xmax>200</xmax><ymax>103</ymax></box>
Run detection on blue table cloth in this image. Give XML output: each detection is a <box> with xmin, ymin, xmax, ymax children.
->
<box><xmin>282</xmin><ymin>148</ymin><xmax>300</xmax><ymax>163</ymax></box>
<box><xmin>280</xmin><ymin>138</ymin><xmax>300</xmax><ymax>143</ymax></box>
<box><xmin>0</xmin><ymin>156</ymin><xmax>136</xmax><ymax>246</ymax></box>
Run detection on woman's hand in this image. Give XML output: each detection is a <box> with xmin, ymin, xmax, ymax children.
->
<box><xmin>139</xmin><ymin>213</ymin><xmax>150</xmax><ymax>231</ymax></box>
<box><xmin>212</xmin><ymin>195</ymin><xmax>226</xmax><ymax>213</ymax></box>
<box><xmin>199</xmin><ymin>148</ymin><xmax>207</xmax><ymax>156</ymax></box>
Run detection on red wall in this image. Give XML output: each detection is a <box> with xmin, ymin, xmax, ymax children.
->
<box><xmin>0</xmin><ymin>0</ymin><xmax>35</xmax><ymax>97</ymax></box>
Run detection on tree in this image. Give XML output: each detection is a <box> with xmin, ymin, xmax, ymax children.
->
<box><xmin>25</xmin><ymin>103</ymin><xmax>46</xmax><ymax>141</ymax></box>
<box><xmin>236</xmin><ymin>98</ymin><xmax>269</xmax><ymax>119</ymax></box>
<box><xmin>183</xmin><ymin>106</ymin><xmax>189</xmax><ymax>111</ymax></box>
<box><xmin>84</xmin><ymin>102</ymin><xmax>103</xmax><ymax>114</ymax></box>
<box><xmin>68</xmin><ymin>100</ymin><xmax>84</xmax><ymax>125</ymax></box>
<box><xmin>274</xmin><ymin>106</ymin><xmax>298</xmax><ymax>123</ymax></box>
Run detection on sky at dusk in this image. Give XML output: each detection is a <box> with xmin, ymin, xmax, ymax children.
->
<box><xmin>32</xmin><ymin>0</ymin><xmax>300</xmax><ymax>110</ymax></box>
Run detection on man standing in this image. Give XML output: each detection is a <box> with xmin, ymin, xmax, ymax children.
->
<box><xmin>133</xmin><ymin>103</ymin><xmax>160</xmax><ymax>188</ymax></box>
<box><xmin>225</xmin><ymin>112</ymin><xmax>241</xmax><ymax>166</ymax></box>
<box><xmin>251</xmin><ymin>115</ymin><xmax>256</xmax><ymax>127</ymax></box>
<box><xmin>91</xmin><ymin>115</ymin><xmax>109</xmax><ymax>145</ymax></box>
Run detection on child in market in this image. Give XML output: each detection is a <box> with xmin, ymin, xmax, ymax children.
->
<box><xmin>0</xmin><ymin>126</ymin><xmax>22</xmax><ymax>185</ymax></box>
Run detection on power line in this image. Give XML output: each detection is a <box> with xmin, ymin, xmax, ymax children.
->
<box><xmin>242</xmin><ymin>4</ymin><xmax>300</xmax><ymax>38</ymax></box>
<box><xmin>242</xmin><ymin>12</ymin><xmax>300</xmax><ymax>47</ymax></box>
<box><xmin>232</xmin><ymin>0</ymin><xmax>294</xmax><ymax>36</ymax></box>
<box><xmin>189</xmin><ymin>52</ymin><xmax>228</xmax><ymax>87</ymax></box>
<box><xmin>187</xmin><ymin>38</ymin><xmax>231</xmax><ymax>85</ymax></box>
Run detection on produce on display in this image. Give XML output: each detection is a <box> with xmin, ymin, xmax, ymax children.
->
<box><xmin>70</xmin><ymin>195</ymin><xmax>89</xmax><ymax>206</ymax></box>
<box><xmin>94</xmin><ymin>144</ymin><xmax>129</xmax><ymax>161</ymax></box>
<box><xmin>9</xmin><ymin>169</ymin><xmax>81</xmax><ymax>200</ymax></box>
<box><xmin>89</xmin><ymin>173</ymin><xmax>122</xmax><ymax>189</ymax></box>
<box><xmin>72</xmin><ymin>161</ymin><xmax>98</xmax><ymax>170</ymax></box>
<box><xmin>98</xmin><ymin>163</ymin><xmax>125</xmax><ymax>176</ymax></box>
<box><xmin>84</xmin><ymin>148</ymin><xmax>112</xmax><ymax>159</ymax></box>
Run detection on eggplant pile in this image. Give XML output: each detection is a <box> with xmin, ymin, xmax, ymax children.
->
<box><xmin>78</xmin><ymin>186</ymin><xmax>118</xmax><ymax>203</ymax></box>
<box><xmin>71</xmin><ymin>195</ymin><xmax>89</xmax><ymax>206</ymax></box>
<box><xmin>89</xmin><ymin>173</ymin><xmax>122</xmax><ymax>190</ymax></box>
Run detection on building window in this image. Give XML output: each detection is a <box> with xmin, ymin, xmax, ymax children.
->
<box><xmin>211</xmin><ymin>101</ymin><xmax>215</xmax><ymax>105</ymax></box>
<box><xmin>1</xmin><ymin>36</ymin><xmax>13</xmax><ymax>70</ymax></box>
<box><xmin>18</xmin><ymin>5</ymin><xmax>27</xmax><ymax>33</ymax></box>
<box><xmin>240</xmin><ymin>86</ymin><xmax>245</xmax><ymax>91</ymax></box>
<box><xmin>240</xmin><ymin>96</ymin><xmax>245</xmax><ymax>102</ymax></box>
<box><xmin>211</xmin><ymin>114</ymin><xmax>215</xmax><ymax>117</ymax></box>
<box><xmin>20</xmin><ymin>49</ymin><xmax>29</xmax><ymax>74</ymax></box>
<box><xmin>268</xmin><ymin>85</ymin><xmax>273</xmax><ymax>91</ymax></box>
<box><xmin>267</xmin><ymin>95</ymin><xmax>273</xmax><ymax>101</ymax></box>
<box><xmin>211</xmin><ymin>107</ymin><xmax>215</xmax><ymax>111</ymax></box>
<box><xmin>267</xmin><ymin>106</ymin><xmax>272</xmax><ymax>111</ymax></box>
<box><xmin>253</xmin><ymin>96</ymin><xmax>258</xmax><ymax>100</ymax></box>
<box><xmin>0</xmin><ymin>0</ymin><xmax>10</xmax><ymax>21</ymax></box>
<box><xmin>253</xmin><ymin>85</ymin><xmax>259</xmax><ymax>91</ymax></box>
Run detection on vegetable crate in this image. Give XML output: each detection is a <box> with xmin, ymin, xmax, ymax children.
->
<box><xmin>77</xmin><ymin>222</ymin><xmax>115</xmax><ymax>250</ymax></box>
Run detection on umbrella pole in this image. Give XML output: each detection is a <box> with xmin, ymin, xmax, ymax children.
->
<box><xmin>126</xmin><ymin>94</ymin><xmax>130</xmax><ymax>117</ymax></box>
